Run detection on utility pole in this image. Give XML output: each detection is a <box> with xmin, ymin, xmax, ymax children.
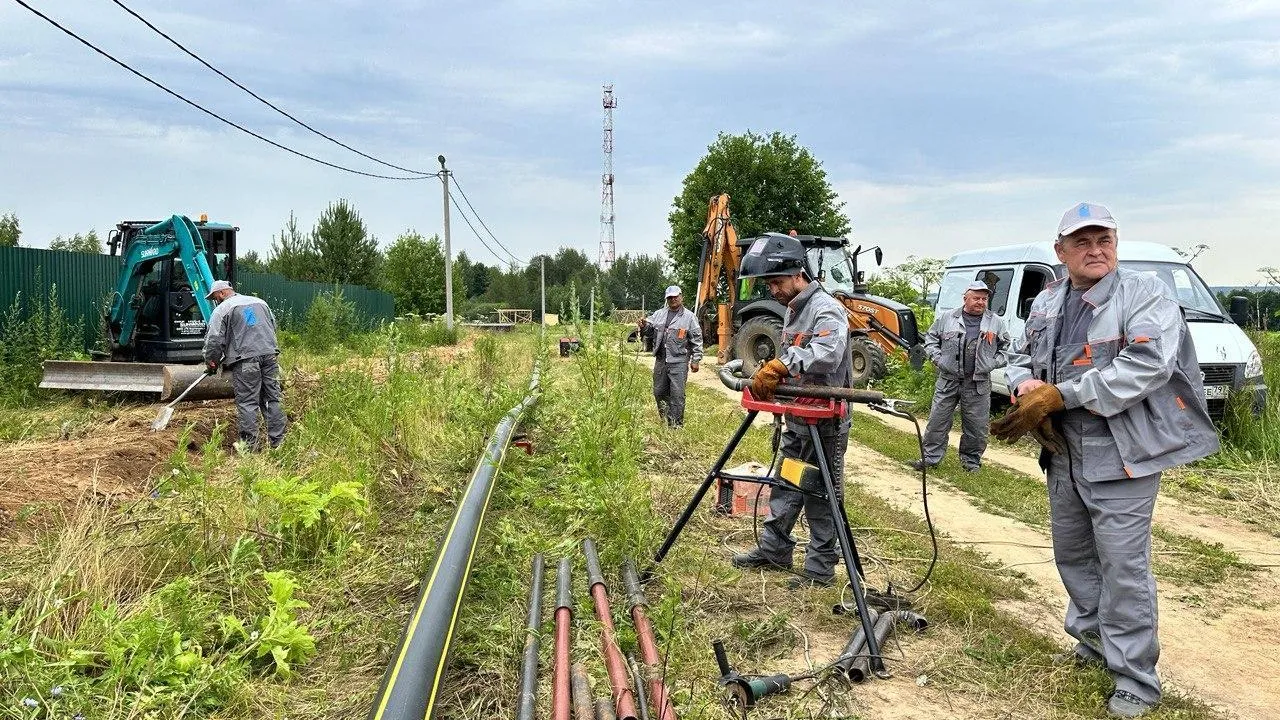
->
<box><xmin>589</xmin><ymin>285</ymin><xmax>595</xmax><ymax>341</ymax></box>
<box><xmin>438</xmin><ymin>155</ymin><xmax>454</xmax><ymax>331</ymax></box>
<box><xmin>540</xmin><ymin>257</ymin><xmax>546</xmax><ymax>327</ymax></box>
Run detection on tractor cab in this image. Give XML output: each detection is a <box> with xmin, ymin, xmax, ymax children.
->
<box><xmin>106</xmin><ymin>216</ymin><xmax>238</xmax><ymax>362</ymax></box>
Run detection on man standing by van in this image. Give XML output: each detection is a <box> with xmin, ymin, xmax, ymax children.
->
<box><xmin>992</xmin><ymin>203</ymin><xmax>1219</xmax><ymax>718</ymax></box>
<box><xmin>913</xmin><ymin>281</ymin><xmax>1010</xmax><ymax>471</ymax></box>
<box><xmin>639</xmin><ymin>285</ymin><xmax>703</xmax><ymax>428</ymax></box>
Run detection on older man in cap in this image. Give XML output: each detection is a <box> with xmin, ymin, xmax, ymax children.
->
<box><xmin>913</xmin><ymin>280</ymin><xmax>1010</xmax><ymax>472</ymax></box>
<box><xmin>203</xmin><ymin>280</ymin><xmax>287</xmax><ymax>451</ymax></box>
<box><xmin>639</xmin><ymin>284</ymin><xmax>703</xmax><ymax>427</ymax></box>
<box><xmin>993</xmin><ymin>202</ymin><xmax>1219</xmax><ymax>718</ymax></box>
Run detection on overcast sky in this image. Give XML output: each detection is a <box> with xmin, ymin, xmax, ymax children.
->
<box><xmin>2</xmin><ymin>0</ymin><xmax>1278</xmax><ymax>284</ymax></box>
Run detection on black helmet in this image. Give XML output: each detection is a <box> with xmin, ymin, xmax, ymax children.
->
<box><xmin>739</xmin><ymin>233</ymin><xmax>808</xmax><ymax>279</ymax></box>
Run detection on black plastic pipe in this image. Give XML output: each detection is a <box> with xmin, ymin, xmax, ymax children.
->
<box><xmin>367</xmin><ymin>366</ymin><xmax>541</xmax><ymax>720</ymax></box>
<box><xmin>517</xmin><ymin>554</ymin><xmax>545</xmax><ymax>720</ymax></box>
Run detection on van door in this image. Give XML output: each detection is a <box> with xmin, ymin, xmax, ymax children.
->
<box><xmin>1007</xmin><ymin>263</ymin><xmax>1057</xmax><ymax>340</ymax></box>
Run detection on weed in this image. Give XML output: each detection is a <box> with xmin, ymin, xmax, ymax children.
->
<box><xmin>0</xmin><ymin>284</ymin><xmax>82</xmax><ymax>407</ymax></box>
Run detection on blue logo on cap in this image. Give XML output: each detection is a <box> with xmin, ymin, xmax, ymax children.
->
<box><xmin>1078</xmin><ymin>204</ymin><xmax>1091</xmax><ymax>218</ymax></box>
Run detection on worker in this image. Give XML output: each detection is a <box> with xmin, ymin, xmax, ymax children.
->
<box><xmin>202</xmin><ymin>280</ymin><xmax>287</xmax><ymax>452</ymax></box>
<box><xmin>730</xmin><ymin>234</ymin><xmax>851</xmax><ymax>589</ymax></box>
<box><xmin>992</xmin><ymin>202</ymin><xmax>1219</xmax><ymax>719</ymax></box>
<box><xmin>638</xmin><ymin>285</ymin><xmax>702</xmax><ymax>428</ymax></box>
<box><xmin>912</xmin><ymin>280</ymin><xmax>1010</xmax><ymax>472</ymax></box>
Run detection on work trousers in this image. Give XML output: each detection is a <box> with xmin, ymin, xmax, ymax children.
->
<box><xmin>652</xmin><ymin>360</ymin><xmax>690</xmax><ymax>427</ymax></box>
<box><xmin>757</xmin><ymin>418</ymin><xmax>850</xmax><ymax>580</ymax></box>
<box><xmin>1047</xmin><ymin>445</ymin><xmax>1161</xmax><ymax>703</ymax></box>
<box><xmin>230</xmin><ymin>354</ymin><xmax>287</xmax><ymax>450</ymax></box>
<box><xmin>921</xmin><ymin>374</ymin><xmax>990</xmax><ymax>468</ymax></box>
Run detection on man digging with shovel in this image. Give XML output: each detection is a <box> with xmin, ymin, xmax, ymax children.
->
<box><xmin>202</xmin><ymin>280</ymin><xmax>287</xmax><ymax>452</ymax></box>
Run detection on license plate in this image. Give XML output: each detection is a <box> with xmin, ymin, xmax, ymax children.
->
<box><xmin>1204</xmin><ymin>385</ymin><xmax>1230</xmax><ymax>400</ymax></box>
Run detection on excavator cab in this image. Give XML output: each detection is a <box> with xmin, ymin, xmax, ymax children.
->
<box><xmin>105</xmin><ymin>218</ymin><xmax>237</xmax><ymax>363</ymax></box>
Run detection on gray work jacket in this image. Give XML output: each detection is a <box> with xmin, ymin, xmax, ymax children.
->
<box><xmin>203</xmin><ymin>293</ymin><xmax>280</xmax><ymax>367</ymax></box>
<box><xmin>1005</xmin><ymin>269</ymin><xmax>1219</xmax><ymax>477</ymax></box>
<box><xmin>923</xmin><ymin>308</ymin><xmax>1010</xmax><ymax>381</ymax></box>
<box><xmin>778</xmin><ymin>282</ymin><xmax>851</xmax><ymax>388</ymax></box>
<box><xmin>645</xmin><ymin>306</ymin><xmax>703</xmax><ymax>365</ymax></box>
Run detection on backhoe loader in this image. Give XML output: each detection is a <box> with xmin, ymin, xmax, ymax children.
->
<box><xmin>39</xmin><ymin>214</ymin><xmax>237</xmax><ymax>400</ymax></box>
<box><xmin>693</xmin><ymin>194</ymin><xmax>925</xmax><ymax>386</ymax></box>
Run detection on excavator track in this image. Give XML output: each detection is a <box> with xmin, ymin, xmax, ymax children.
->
<box><xmin>40</xmin><ymin>360</ymin><xmax>234</xmax><ymax>401</ymax></box>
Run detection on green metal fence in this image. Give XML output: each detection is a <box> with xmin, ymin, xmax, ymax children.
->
<box><xmin>0</xmin><ymin>246</ymin><xmax>395</xmax><ymax>352</ymax></box>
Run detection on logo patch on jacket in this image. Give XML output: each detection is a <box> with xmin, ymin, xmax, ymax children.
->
<box><xmin>243</xmin><ymin>307</ymin><xmax>258</xmax><ymax>326</ymax></box>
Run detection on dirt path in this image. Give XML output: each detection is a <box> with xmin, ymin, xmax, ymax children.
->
<box><xmin>659</xmin><ymin>356</ymin><xmax>1280</xmax><ymax>719</ymax></box>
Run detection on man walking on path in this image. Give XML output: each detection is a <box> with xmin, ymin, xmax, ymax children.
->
<box><xmin>729</xmin><ymin>234</ymin><xmax>853</xmax><ymax>589</ymax></box>
<box><xmin>203</xmin><ymin>280</ymin><xmax>287</xmax><ymax>451</ymax></box>
<box><xmin>639</xmin><ymin>285</ymin><xmax>703</xmax><ymax>428</ymax></box>
<box><xmin>913</xmin><ymin>281</ymin><xmax>1010</xmax><ymax>472</ymax></box>
<box><xmin>993</xmin><ymin>202</ymin><xmax>1219</xmax><ymax>718</ymax></box>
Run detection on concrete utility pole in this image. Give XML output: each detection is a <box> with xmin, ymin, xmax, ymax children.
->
<box><xmin>589</xmin><ymin>285</ymin><xmax>595</xmax><ymax>340</ymax></box>
<box><xmin>540</xmin><ymin>257</ymin><xmax>546</xmax><ymax>326</ymax></box>
<box><xmin>439</xmin><ymin>155</ymin><xmax>454</xmax><ymax>331</ymax></box>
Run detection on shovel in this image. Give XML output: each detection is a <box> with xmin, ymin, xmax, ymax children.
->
<box><xmin>151</xmin><ymin>372</ymin><xmax>211</xmax><ymax>431</ymax></box>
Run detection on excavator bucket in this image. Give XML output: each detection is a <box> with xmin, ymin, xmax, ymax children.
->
<box><xmin>40</xmin><ymin>361</ymin><xmax>234</xmax><ymax>401</ymax></box>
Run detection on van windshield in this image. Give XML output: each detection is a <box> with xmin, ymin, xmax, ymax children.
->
<box><xmin>1121</xmin><ymin>261</ymin><xmax>1224</xmax><ymax>319</ymax></box>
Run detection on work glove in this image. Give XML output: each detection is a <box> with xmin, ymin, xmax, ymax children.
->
<box><xmin>1029</xmin><ymin>418</ymin><xmax>1066</xmax><ymax>455</ymax></box>
<box><xmin>690</xmin><ymin>362</ymin><xmax>700</xmax><ymax>373</ymax></box>
<box><xmin>750</xmin><ymin>358</ymin><xmax>789</xmax><ymax>401</ymax></box>
<box><xmin>991</xmin><ymin>384</ymin><xmax>1065</xmax><ymax>444</ymax></box>
<box><xmin>204</xmin><ymin>361</ymin><xmax>219</xmax><ymax>376</ymax></box>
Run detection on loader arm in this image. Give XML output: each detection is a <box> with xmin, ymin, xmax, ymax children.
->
<box><xmin>109</xmin><ymin>215</ymin><xmax>217</xmax><ymax>349</ymax></box>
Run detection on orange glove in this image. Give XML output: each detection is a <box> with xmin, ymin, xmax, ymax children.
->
<box><xmin>1030</xmin><ymin>418</ymin><xmax>1066</xmax><ymax>454</ymax></box>
<box><xmin>991</xmin><ymin>384</ymin><xmax>1065</xmax><ymax>443</ymax></box>
<box><xmin>750</xmin><ymin>358</ymin><xmax>789</xmax><ymax>400</ymax></box>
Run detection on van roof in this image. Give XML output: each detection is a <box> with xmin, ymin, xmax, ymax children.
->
<box><xmin>945</xmin><ymin>240</ymin><xmax>1183</xmax><ymax>267</ymax></box>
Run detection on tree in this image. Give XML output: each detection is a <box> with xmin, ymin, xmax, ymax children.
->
<box><xmin>866</xmin><ymin>272</ymin><xmax>918</xmax><ymax>306</ymax></box>
<box><xmin>238</xmin><ymin>250</ymin><xmax>268</xmax><ymax>273</ymax></box>
<box><xmin>886</xmin><ymin>255</ymin><xmax>946</xmax><ymax>304</ymax></box>
<box><xmin>312</xmin><ymin>199</ymin><xmax>381</xmax><ymax>287</ymax></box>
<box><xmin>268</xmin><ymin>212</ymin><xmax>320</xmax><ymax>281</ymax></box>
<box><xmin>0</xmin><ymin>212</ymin><xmax>20</xmax><ymax>247</ymax></box>
<box><xmin>604</xmin><ymin>253</ymin><xmax>672</xmax><ymax>310</ymax></box>
<box><xmin>382</xmin><ymin>230</ymin><xmax>463</xmax><ymax>316</ymax></box>
<box><xmin>48</xmin><ymin>230</ymin><xmax>102</xmax><ymax>253</ymax></box>
<box><xmin>667</xmin><ymin>131</ymin><xmax>850</xmax><ymax>287</ymax></box>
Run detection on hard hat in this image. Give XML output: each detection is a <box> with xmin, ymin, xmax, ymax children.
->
<box><xmin>738</xmin><ymin>233</ymin><xmax>808</xmax><ymax>279</ymax></box>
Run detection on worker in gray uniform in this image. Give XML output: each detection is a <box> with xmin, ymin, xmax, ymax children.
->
<box><xmin>730</xmin><ymin>233</ymin><xmax>852</xmax><ymax>589</ymax></box>
<box><xmin>639</xmin><ymin>285</ymin><xmax>702</xmax><ymax>428</ymax></box>
<box><xmin>203</xmin><ymin>280</ymin><xmax>287</xmax><ymax>451</ymax></box>
<box><xmin>914</xmin><ymin>280</ymin><xmax>1010</xmax><ymax>472</ymax></box>
<box><xmin>993</xmin><ymin>203</ymin><xmax>1219</xmax><ymax>719</ymax></box>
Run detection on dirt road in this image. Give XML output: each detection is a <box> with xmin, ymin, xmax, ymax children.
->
<box><xmin>648</xmin><ymin>355</ymin><xmax>1280</xmax><ymax>719</ymax></box>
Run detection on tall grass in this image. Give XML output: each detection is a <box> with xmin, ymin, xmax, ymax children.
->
<box><xmin>1220</xmin><ymin>331</ymin><xmax>1280</xmax><ymax>463</ymax></box>
<box><xmin>0</xmin><ymin>285</ymin><xmax>82</xmax><ymax>407</ymax></box>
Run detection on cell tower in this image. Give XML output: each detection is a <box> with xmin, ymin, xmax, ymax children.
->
<box><xmin>599</xmin><ymin>84</ymin><xmax>617</xmax><ymax>271</ymax></box>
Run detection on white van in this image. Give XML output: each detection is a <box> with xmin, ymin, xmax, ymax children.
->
<box><xmin>939</xmin><ymin>241</ymin><xmax>1267</xmax><ymax>422</ymax></box>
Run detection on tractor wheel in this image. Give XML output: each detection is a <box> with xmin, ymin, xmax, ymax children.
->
<box><xmin>734</xmin><ymin>316</ymin><xmax>783</xmax><ymax>377</ymax></box>
<box><xmin>849</xmin><ymin>337</ymin><xmax>888</xmax><ymax>388</ymax></box>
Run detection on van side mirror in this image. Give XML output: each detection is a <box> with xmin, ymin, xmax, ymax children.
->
<box><xmin>1229</xmin><ymin>296</ymin><xmax>1250</xmax><ymax>326</ymax></box>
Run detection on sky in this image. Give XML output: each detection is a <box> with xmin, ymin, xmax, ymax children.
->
<box><xmin>2</xmin><ymin>0</ymin><xmax>1278</xmax><ymax>284</ymax></box>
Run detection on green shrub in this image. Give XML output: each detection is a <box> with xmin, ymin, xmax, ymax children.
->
<box><xmin>0</xmin><ymin>285</ymin><xmax>82</xmax><ymax>406</ymax></box>
<box><xmin>301</xmin><ymin>289</ymin><xmax>359</xmax><ymax>352</ymax></box>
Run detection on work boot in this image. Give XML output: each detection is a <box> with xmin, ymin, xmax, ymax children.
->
<box><xmin>962</xmin><ymin>464</ymin><xmax>981</xmax><ymax>473</ymax></box>
<box><xmin>1107</xmin><ymin>690</ymin><xmax>1156</xmax><ymax>718</ymax></box>
<box><xmin>908</xmin><ymin>459</ymin><xmax>937</xmax><ymax>472</ymax></box>
<box><xmin>731</xmin><ymin>551</ymin><xmax>792</xmax><ymax>572</ymax></box>
<box><xmin>786</xmin><ymin>572</ymin><xmax>835</xmax><ymax>590</ymax></box>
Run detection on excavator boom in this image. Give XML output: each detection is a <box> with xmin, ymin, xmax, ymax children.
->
<box><xmin>693</xmin><ymin>194</ymin><xmax>742</xmax><ymax>362</ymax></box>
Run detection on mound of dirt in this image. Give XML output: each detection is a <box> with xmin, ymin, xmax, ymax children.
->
<box><xmin>0</xmin><ymin>401</ymin><xmax>234</xmax><ymax>533</ymax></box>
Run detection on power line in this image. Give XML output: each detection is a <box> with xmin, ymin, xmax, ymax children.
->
<box><xmin>12</xmin><ymin>0</ymin><xmax>434</xmax><ymax>181</ymax></box>
<box><xmin>449</xmin><ymin>174</ymin><xmax>523</xmax><ymax>265</ymax></box>
<box><xmin>107</xmin><ymin>0</ymin><xmax>436</xmax><ymax>178</ymax></box>
<box><xmin>448</xmin><ymin>187</ymin><xmax>523</xmax><ymax>269</ymax></box>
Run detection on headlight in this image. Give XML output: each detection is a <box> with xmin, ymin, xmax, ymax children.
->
<box><xmin>1245</xmin><ymin>350</ymin><xmax>1264</xmax><ymax>379</ymax></box>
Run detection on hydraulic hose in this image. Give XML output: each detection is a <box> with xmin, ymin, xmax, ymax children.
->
<box><xmin>584</xmin><ymin>540</ymin><xmax>640</xmax><ymax>720</ymax></box>
<box><xmin>517</xmin><ymin>555</ymin><xmax>545</xmax><ymax>720</ymax></box>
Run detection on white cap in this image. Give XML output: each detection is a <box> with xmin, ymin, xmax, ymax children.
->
<box><xmin>964</xmin><ymin>281</ymin><xmax>992</xmax><ymax>295</ymax></box>
<box><xmin>205</xmin><ymin>279</ymin><xmax>233</xmax><ymax>298</ymax></box>
<box><xmin>1058</xmin><ymin>202</ymin><xmax>1117</xmax><ymax>237</ymax></box>
<box><xmin>664</xmin><ymin>285</ymin><xmax>682</xmax><ymax>298</ymax></box>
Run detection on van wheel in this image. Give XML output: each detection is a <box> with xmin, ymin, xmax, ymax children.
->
<box><xmin>735</xmin><ymin>316</ymin><xmax>783</xmax><ymax>377</ymax></box>
<box><xmin>850</xmin><ymin>337</ymin><xmax>888</xmax><ymax>388</ymax></box>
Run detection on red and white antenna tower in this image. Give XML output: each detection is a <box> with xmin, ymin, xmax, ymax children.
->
<box><xmin>599</xmin><ymin>84</ymin><xmax>617</xmax><ymax>271</ymax></box>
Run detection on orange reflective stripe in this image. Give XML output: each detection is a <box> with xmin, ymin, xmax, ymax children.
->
<box><xmin>1072</xmin><ymin>343</ymin><xmax>1094</xmax><ymax>366</ymax></box>
<box><xmin>1124</xmin><ymin>467</ymin><xmax>1134</xmax><ymax>478</ymax></box>
<box><xmin>792</xmin><ymin>333</ymin><xmax>808</xmax><ymax>347</ymax></box>
<box><xmin>1176</xmin><ymin>396</ymin><xmax>1186</xmax><ymax>410</ymax></box>
<box><xmin>1133</xmin><ymin>336</ymin><xmax>1151</xmax><ymax>343</ymax></box>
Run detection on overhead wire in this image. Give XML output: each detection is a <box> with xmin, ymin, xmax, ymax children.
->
<box><xmin>450</xmin><ymin>174</ymin><xmax>523</xmax><ymax>265</ymax></box>
<box><xmin>12</xmin><ymin>0</ymin><xmax>434</xmax><ymax>181</ymax></box>
<box><xmin>106</xmin><ymin>0</ymin><xmax>436</xmax><ymax>178</ymax></box>
<box><xmin>448</xmin><ymin>186</ymin><xmax>524</xmax><ymax>269</ymax></box>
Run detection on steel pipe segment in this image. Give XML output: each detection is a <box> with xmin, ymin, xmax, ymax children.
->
<box><xmin>583</xmin><ymin>540</ymin><xmax>640</xmax><ymax>720</ymax></box>
<box><xmin>366</xmin><ymin>364</ymin><xmax>542</xmax><ymax>720</ymax></box>
<box><xmin>517</xmin><ymin>555</ymin><xmax>546</xmax><ymax>720</ymax></box>
<box><xmin>718</xmin><ymin>359</ymin><xmax>886</xmax><ymax>404</ymax></box>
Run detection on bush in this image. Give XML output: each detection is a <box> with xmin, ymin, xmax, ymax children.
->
<box><xmin>0</xmin><ymin>285</ymin><xmax>83</xmax><ymax>405</ymax></box>
<box><xmin>301</xmin><ymin>290</ymin><xmax>360</xmax><ymax>352</ymax></box>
